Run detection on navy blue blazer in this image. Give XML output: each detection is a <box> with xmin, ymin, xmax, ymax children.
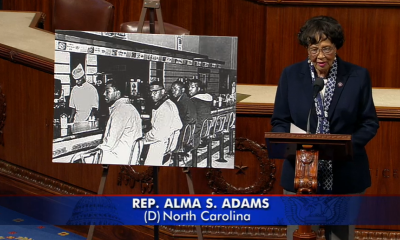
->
<box><xmin>271</xmin><ymin>57</ymin><xmax>379</xmax><ymax>194</ymax></box>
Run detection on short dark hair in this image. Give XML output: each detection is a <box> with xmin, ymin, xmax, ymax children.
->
<box><xmin>188</xmin><ymin>78</ymin><xmax>201</xmax><ymax>87</ymax></box>
<box><xmin>298</xmin><ymin>16</ymin><xmax>345</xmax><ymax>50</ymax></box>
<box><xmin>149</xmin><ymin>81</ymin><xmax>165</xmax><ymax>91</ymax></box>
<box><xmin>106</xmin><ymin>79</ymin><xmax>126</xmax><ymax>96</ymax></box>
<box><xmin>171</xmin><ymin>80</ymin><xmax>184</xmax><ymax>89</ymax></box>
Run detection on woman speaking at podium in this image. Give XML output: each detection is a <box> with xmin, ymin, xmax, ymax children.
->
<box><xmin>271</xmin><ymin>16</ymin><xmax>379</xmax><ymax>239</ymax></box>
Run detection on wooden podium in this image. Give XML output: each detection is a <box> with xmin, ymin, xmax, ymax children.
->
<box><xmin>265</xmin><ymin>132</ymin><xmax>352</xmax><ymax>240</ymax></box>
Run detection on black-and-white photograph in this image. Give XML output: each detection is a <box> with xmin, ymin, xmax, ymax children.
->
<box><xmin>52</xmin><ymin>30</ymin><xmax>237</xmax><ymax>168</ymax></box>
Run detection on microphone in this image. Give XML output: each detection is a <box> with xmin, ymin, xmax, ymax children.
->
<box><xmin>307</xmin><ymin>77</ymin><xmax>325</xmax><ymax>133</ymax></box>
<box><xmin>313</xmin><ymin>77</ymin><xmax>325</xmax><ymax>98</ymax></box>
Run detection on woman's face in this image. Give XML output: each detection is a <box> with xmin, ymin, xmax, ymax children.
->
<box><xmin>308</xmin><ymin>36</ymin><xmax>337</xmax><ymax>77</ymax></box>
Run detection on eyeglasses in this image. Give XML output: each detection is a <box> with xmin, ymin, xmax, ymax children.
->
<box><xmin>308</xmin><ymin>46</ymin><xmax>335</xmax><ymax>56</ymax></box>
<box><xmin>150</xmin><ymin>89</ymin><xmax>162</xmax><ymax>95</ymax></box>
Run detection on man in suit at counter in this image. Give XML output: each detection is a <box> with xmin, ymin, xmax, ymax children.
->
<box><xmin>143</xmin><ymin>81</ymin><xmax>182</xmax><ymax>166</ymax></box>
<box><xmin>69</xmin><ymin>63</ymin><xmax>99</xmax><ymax>122</ymax></box>
<box><xmin>170</xmin><ymin>80</ymin><xmax>197</xmax><ymax>152</ymax></box>
<box><xmin>96</xmin><ymin>80</ymin><xmax>142</xmax><ymax>165</ymax></box>
<box><xmin>187</xmin><ymin>78</ymin><xmax>213</xmax><ymax>149</ymax></box>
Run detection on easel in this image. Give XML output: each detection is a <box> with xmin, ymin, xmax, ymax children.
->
<box><xmin>136</xmin><ymin>1</ymin><xmax>203</xmax><ymax>240</ymax></box>
<box><xmin>182</xmin><ymin>167</ymin><xmax>204</xmax><ymax>240</ymax></box>
<box><xmin>86</xmin><ymin>165</ymin><xmax>109</xmax><ymax>240</ymax></box>
<box><xmin>137</xmin><ymin>0</ymin><xmax>165</xmax><ymax>34</ymax></box>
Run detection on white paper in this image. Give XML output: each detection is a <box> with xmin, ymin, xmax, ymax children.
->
<box><xmin>55</xmin><ymin>51</ymin><xmax>70</xmax><ymax>64</ymax></box>
<box><xmin>54</xmin><ymin>74</ymin><xmax>71</xmax><ymax>84</ymax></box>
<box><xmin>86</xmin><ymin>66</ymin><xmax>98</xmax><ymax>74</ymax></box>
<box><xmin>55</xmin><ymin>63</ymin><xmax>70</xmax><ymax>74</ymax></box>
<box><xmin>86</xmin><ymin>54</ymin><xmax>97</xmax><ymax>65</ymax></box>
<box><xmin>290</xmin><ymin>123</ymin><xmax>306</xmax><ymax>134</ymax></box>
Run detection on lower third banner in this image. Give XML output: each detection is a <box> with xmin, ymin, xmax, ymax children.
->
<box><xmin>0</xmin><ymin>195</ymin><xmax>398</xmax><ymax>225</ymax></box>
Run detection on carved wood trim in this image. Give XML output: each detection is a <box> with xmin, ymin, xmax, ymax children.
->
<box><xmin>159</xmin><ymin>225</ymin><xmax>400</xmax><ymax>239</ymax></box>
<box><xmin>248</xmin><ymin>0</ymin><xmax>400</xmax><ymax>6</ymax></box>
<box><xmin>0</xmin><ymin>159</ymin><xmax>93</xmax><ymax>195</ymax></box>
<box><xmin>160</xmin><ymin>225</ymin><xmax>288</xmax><ymax>238</ymax></box>
<box><xmin>265</xmin><ymin>132</ymin><xmax>352</xmax><ymax>141</ymax></box>
<box><xmin>0</xmin><ymin>44</ymin><xmax>53</xmax><ymax>73</ymax></box>
<box><xmin>356</xmin><ymin>230</ymin><xmax>400</xmax><ymax>239</ymax></box>
<box><xmin>236</xmin><ymin>102</ymin><xmax>274</xmax><ymax>116</ymax></box>
<box><xmin>376</xmin><ymin>107</ymin><xmax>400</xmax><ymax>119</ymax></box>
<box><xmin>117</xmin><ymin>166</ymin><xmax>154</xmax><ymax>194</ymax></box>
<box><xmin>58</xmin><ymin>224</ymin><xmax>400</xmax><ymax>240</ymax></box>
<box><xmin>207</xmin><ymin>137</ymin><xmax>276</xmax><ymax>194</ymax></box>
<box><xmin>294</xmin><ymin>149</ymin><xmax>319</xmax><ymax>194</ymax></box>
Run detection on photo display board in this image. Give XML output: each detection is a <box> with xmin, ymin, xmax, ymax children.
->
<box><xmin>52</xmin><ymin>30</ymin><xmax>237</xmax><ymax>169</ymax></box>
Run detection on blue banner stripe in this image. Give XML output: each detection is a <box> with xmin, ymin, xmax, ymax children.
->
<box><xmin>0</xmin><ymin>196</ymin><xmax>398</xmax><ymax>225</ymax></box>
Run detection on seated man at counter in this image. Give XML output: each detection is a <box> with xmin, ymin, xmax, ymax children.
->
<box><xmin>69</xmin><ymin>63</ymin><xmax>99</xmax><ymax>122</ymax></box>
<box><xmin>188</xmin><ymin>78</ymin><xmax>213</xmax><ymax>149</ymax></box>
<box><xmin>170</xmin><ymin>80</ymin><xmax>197</xmax><ymax>152</ymax></box>
<box><xmin>143</xmin><ymin>81</ymin><xmax>182</xmax><ymax>166</ymax></box>
<box><xmin>96</xmin><ymin>80</ymin><xmax>142</xmax><ymax>165</ymax></box>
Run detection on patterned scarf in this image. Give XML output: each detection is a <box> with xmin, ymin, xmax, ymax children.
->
<box><xmin>309</xmin><ymin>58</ymin><xmax>338</xmax><ymax>193</ymax></box>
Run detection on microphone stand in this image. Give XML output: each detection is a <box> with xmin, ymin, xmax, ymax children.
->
<box><xmin>306</xmin><ymin>107</ymin><xmax>312</xmax><ymax>134</ymax></box>
<box><xmin>307</xmin><ymin>78</ymin><xmax>325</xmax><ymax>134</ymax></box>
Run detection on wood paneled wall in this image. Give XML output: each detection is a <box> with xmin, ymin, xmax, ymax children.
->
<box><xmin>1</xmin><ymin>2</ymin><xmax>400</xmax><ymax>237</ymax></box>
<box><xmin>3</xmin><ymin>0</ymin><xmax>400</xmax><ymax>88</ymax></box>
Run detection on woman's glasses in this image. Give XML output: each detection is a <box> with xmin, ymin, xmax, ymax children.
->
<box><xmin>308</xmin><ymin>46</ymin><xmax>335</xmax><ymax>56</ymax></box>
